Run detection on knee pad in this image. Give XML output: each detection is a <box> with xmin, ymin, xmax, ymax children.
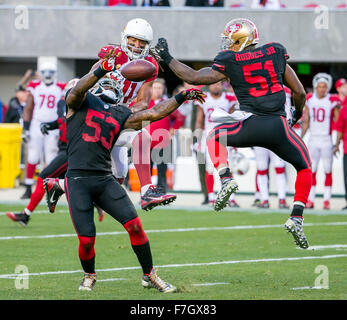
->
<box><xmin>123</xmin><ymin>217</ymin><xmax>148</xmax><ymax>246</ymax></box>
<box><xmin>78</xmin><ymin>236</ymin><xmax>95</xmax><ymax>261</ymax></box>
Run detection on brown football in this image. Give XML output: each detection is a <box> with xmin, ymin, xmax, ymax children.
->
<box><xmin>120</xmin><ymin>59</ymin><xmax>156</xmax><ymax>82</ymax></box>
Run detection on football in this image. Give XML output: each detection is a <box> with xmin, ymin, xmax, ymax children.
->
<box><xmin>120</xmin><ymin>59</ymin><xmax>156</xmax><ymax>82</ymax></box>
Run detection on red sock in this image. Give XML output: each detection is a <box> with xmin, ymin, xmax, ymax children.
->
<box><xmin>132</xmin><ymin>132</ymin><xmax>152</xmax><ymax>187</ymax></box>
<box><xmin>26</xmin><ymin>163</ymin><xmax>37</xmax><ymax>180</ymax></box>
<box><xmin>207</xmin><ymin>138</ymin><xmax>229</xmax><ymax>169</ymax></box>
<box><xmin>26</xmin><ymin>177</ymin><xmax>45</xmax><ymax>212</ymax></box>
<box><xmin>294</xmin><ymin>168</ymin><xmax>312</xmax><ymax>204</ymax></box>
<box><xmin>325</xmin><ymin>173</ymin><xmax>332</xmax><ymax>187</ymax></box>
<box><xmin>205</xmin><ymin>172</ymin><xmax>214</xmax><ymax>194</ymax></box>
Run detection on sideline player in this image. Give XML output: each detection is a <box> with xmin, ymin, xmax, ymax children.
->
<box><xmin>301</xmin><ymin>73</ymin><xmax>341</xmax><ymax>210</ymax></box>
<box><xmin>195</xmin><ymin>81</ymin><xmax>239</xmax><ymax>207</ymax></box>
<box><xmin>21</xmin><ymin>62</ymin><xmax>65</xmax><ymax>199</ymax></box>
<box><xmin>46</xmin><ymin>51</ymin><xmax>205</xmax><ymax>291</ymax></box>
<box><xmin>96</xmin><ymin>18</ymin><xmax>176</xmax><ymax>210</ymax></box>
<box><xmin>154</xmin><ymin>18</ymin><xmax>311</xmax><ymax>249</ymax></box>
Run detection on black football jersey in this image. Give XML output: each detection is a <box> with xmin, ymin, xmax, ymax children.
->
<box><xmin>66</xmin><ymin>91</ymin><xmax>132</xmax><ymax>175</ymax></box>
<box><xmin>212</xmin><ymin>42</ymin><xmax>289</xmax><ymax>116</ymax></box>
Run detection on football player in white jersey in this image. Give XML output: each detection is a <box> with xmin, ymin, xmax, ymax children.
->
<box><xmin>21</xmin><ymin>62</ymin><xmax>66</xmax><ymax>199</ymax></box>
<box><xmin>195</xmin><ymin>81</ymin><xmax>239</xmax><ymax>207</ymax></box>
<box><xmin>252</xmin><ymin>86</ymin><xmax>293</xmax><ymax>209</ymax></box>
<box><xmin>95</xmin><ymin>18</ymin><xmax>176</xmax><ymax>211</ymax></box>
<box><xmin>302</xmin><ymin>73</ymin><xmax>341</xmax><ymax>209</ymax></box>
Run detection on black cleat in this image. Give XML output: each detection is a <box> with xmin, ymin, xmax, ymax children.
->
<box><xmin>44</xmin><ymin>178</ymin><xmax>65</xmax><ymax>213</ymax></box>
<box><xmin>141</xmin><ymin>185</ymin><xmax>176</xmax><ymax>211</ymax></box>
<box><xmin>20</xmin><ymin>185</ymin><xmax>32</xmax><ymax>200</ymax></box>
<box><xmin>6</xmin><ymin>212</ymin><xmax>30</xmax><ymax>227</ymax></box>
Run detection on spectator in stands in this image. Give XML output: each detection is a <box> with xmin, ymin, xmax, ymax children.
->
<box><xmin>336</xmin><ymin>78</ymin><xmax>347</xmax><ymax>109</ymax></box>
<box><xmin>4</xmin><ymin>88</ymin><xmax>29</xmax><ymax>124</ymax></box>
<box><xmin>251</xmin><ymin>0</ymin><xmax>282</xmax><ymax>9</ymax></box>
<box><xmin>185</xmin><ymin>0</ymin><xmax>224</xmax><ymax>6</ymax></box>
<box><xmin>142</xmin><ymin>0</ymin><xmax>170</xmax><ymax>6</ymax></box>
<box><xmin>107</xmin><ymin>0</ymin><xmax>135</xmax><ymax>6</ymax></box>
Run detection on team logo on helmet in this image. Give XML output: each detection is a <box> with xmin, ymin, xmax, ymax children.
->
<box><xmin>227</xmin><ymin>23</ymin><xmax>242</xmax><ymax>34</ymax></box>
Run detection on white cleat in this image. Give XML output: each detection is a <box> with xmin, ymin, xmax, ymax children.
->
<box><xmin>284</xmin><ymin>216</ymin><xmax>309</xmax><ymax>249</ymax></box>
<box><xmin>142</xmin><ymin>268</ymin><xmax>176</xmax><ymax>293</ymax></box>
<box><xmin>78</xmin><ymin>273</ymin><xmax>97</xmax><ymax>291</ymax></box>
<box><xmin>214</xmin><ymin>177</ymin><xmax>239</xmax><ymax>212</ymax></box>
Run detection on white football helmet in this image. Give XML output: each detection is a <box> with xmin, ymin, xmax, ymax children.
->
<box><xmin>229</xmin><ymin>150</ymin><xmax>250</xmax><ymax>175</ymax></box>
<box><xmin>121</xmin><ymin>18</ymin><xmax>153</xmax><ymax>60</ymax></box>
<box><xmin>312</xmin><ymin>73</ymin><xmax>332</xmax><ymax>92</ymax></box>
<box><xmin>39</xmin><ymin>61</ymin><xmax>57</xmax><ymax>85</ymax></box>
<box><xmin>90</xmin><ymin>73</ymin><xmax>124</xmax><ymax>105</ymax></box>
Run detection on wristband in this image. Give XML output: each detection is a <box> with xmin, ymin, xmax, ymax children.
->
<box><xmin>161</xmin><ymin>52</ymin><xmax>173</xmax><ymax>65</ymax></box>
<box><xmin>23</xmin><ymin>121</ymin><xmax>30</xmax><ymax>131</ymax></box>
<box><xmin>93</xmin><ymin>66</ymin><xmax>108</xmax><ymax>79</ymax></box>
<box><xmin>174</xmin><ymin>92</ymin><xmax>186</xmax><ymax>105</ymax></box>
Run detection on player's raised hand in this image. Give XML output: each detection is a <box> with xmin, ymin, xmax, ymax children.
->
<box><xmin>100</xmin><ymin>47</ymin><xmax>117</xmax><ymax>72</ymax></box>
<box><xmin>180</xmin><ymin>88</ymin><xmax>207</xmax><ymax>104</ymax></box>
<box><xmin>154</xmin><ymin>38</ymin><xmax>173</xmax><ymax>64</ymax></box>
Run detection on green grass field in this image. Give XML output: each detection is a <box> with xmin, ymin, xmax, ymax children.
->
<box><xmin>0</xmin><ymin>204</ymin><xmax>347</xmax><ymax>300</ymax></box>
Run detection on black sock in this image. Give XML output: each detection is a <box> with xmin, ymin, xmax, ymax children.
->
<box><xmin>132</xmin><ymin>241</ymin><xmax>153</xmax><ymax>275</ymax></box>
<box><xmin>291</xmin><ymin>204</ymin><xmax>304</xmax><ymax>217</ymax></box>
<box><xmin>80</xmin><ymin>256</ymin><xmax>95</xmax><ymax>274</ymax></box>
<box><xmin>219</xmin><ymin>167</ymin><xmax>231</xmax><ymax>179</ymax></box>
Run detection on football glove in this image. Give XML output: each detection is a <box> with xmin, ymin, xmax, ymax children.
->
<box><xmin>40</xmin><ymin>123</ymin><xmax>50</xmax><ymax>135</ymax></box>
<box><xmin>154</xmin><ymin>38</ymin><xmax>173</xmax><ymax>64</ymax></box>
<box><xmin>175</xmin><ymin>88</ymin><xmax>206</xmax><ymax>105</ymax></box>
<box><xmin>93</xmin><ymin>48</ymin><xmax>117</xmax><ymax>78</ymax></box>
<box><xmin>21</xmin><ymin>130</ymin><xmax>30</xmax><ymax>143</ymax></box>
<box><xmin>288</xmin><ymin>109</ymin><xmax>302</xmax><ymax>128</ymax></box>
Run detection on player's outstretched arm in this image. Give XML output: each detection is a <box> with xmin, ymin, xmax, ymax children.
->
<box><xmin>124</xmin><ymin>89</ymin><xmax>206</xmax><ymax>130</ymax></box>
<box><xmin>154</xmin><ymin>38</ymin><xmax>226</xmax><ymax>85</ymax></box>
<box><xmin>66</xmin><ymin>49</ymin><xmax>117</xmax><ymax>114</ymax></box>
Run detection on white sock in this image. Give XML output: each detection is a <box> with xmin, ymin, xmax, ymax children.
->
<box><xmin>293</xmin><ymin>201</ymin><xmax>305</xmax><ymax>207</ymax></box>
<box><xmin>324</xmin><ymin>187</ymin><xmax>331</xmax><ymax>201</ymax></box>
<box><xmin>257</xmin><ymin>174</ymin><xmax>269</xmax><ymax>202</ymax></box>
<box><xmin>24</xmin><ymin>208</ymin><xmax>31</xmax><ymax>216</ymax></box>
<box><xmin>208</xmin><ymin>192</ymin><xmax>215</xmax><ymax>201</ymax></box>
<box><xmin>276</xmin><ymin>173</ymin><xmax>287</xmax><ymax>200</ymax></box>
<box><xmin>308</xmin><ymin>186</ymin><xmax>316</xmax><ymax>202</ymax></box>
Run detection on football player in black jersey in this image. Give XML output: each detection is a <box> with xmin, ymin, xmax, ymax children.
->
<box><xmin>54</xmin><ymin>50</ymin><xmax>206</xmax><ymax>291</ymax></box>
<box><xmin>154</xmin><ymin>18</ymin><xmax>311</xmax><ymax>250</ymax></box>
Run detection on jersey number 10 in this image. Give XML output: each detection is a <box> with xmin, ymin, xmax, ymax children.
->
<box><xmin>242</xmin><ymin>60</ymin><xmax>283</xmax><ymax>97</ymax></box>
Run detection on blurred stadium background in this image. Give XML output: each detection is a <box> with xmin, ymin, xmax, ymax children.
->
<box><xmin>0</xmin><ymin>0</ymin><xmax>346</xmax><ymax>204</ymax></box>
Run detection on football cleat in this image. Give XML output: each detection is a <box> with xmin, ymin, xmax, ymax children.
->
<box><xmin>142</xmin><ymin>268</ymin><xmax>176</xmax><ymax>293</ymax></box>
<box><xmin>44</xmin><ymin>178</ymin><xmax>65</xmax><ymax>213</ymax></box>
<box><xmin>257</xmin><ymin>200</ymin><xmax>270</xmax><ymax>209</ymax></box>
<box><xmin>214</xmin><ymin>177</ymin><xmax>239</xmax><ymax>212</ymax></box>
<box><xmin>79</xmin><ymin>273</ymin><xmax>97</xmax><ymax>291</ymax></box>
<box><xmin>305</xmin><ymin>200</ymin><xmax>314</xmax><ymax>209</ymax></box>
<box><xmin>279</xmin><ymin>199</ymin><xmax>289</xmax><ymax>209</ymax></box>
<box><xmin>6</xmin><ymin>212</ymin><xmax>30</xmax><ymax>227</ymax></box>
<box><xmin>141</xmin><ymin>185</ymin><xmax>176</xmax><ymax>211</ymax></box>
<box><xmin>284</xmin><ymin>216</ymin><xmax>309</xmax><ymax>249</ymax></box>
<box><xmin>323</xmin><ymin>200</ymin><xmax>330</xmax><ymax>210</ymax></box>
<box><xmin>252</xmin><ymin>199</ymin><xmax>261</xmax><ymax>207</ymax></box>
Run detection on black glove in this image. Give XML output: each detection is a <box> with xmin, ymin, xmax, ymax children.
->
<box><xmin>154</xmin><ymin>38</ymin><xmax>173</xmax><ymax>64</ymax></box>
<box><xmin>288</xmin><ymin>109</ymin><xmax>302</xmax><ymax>128</ymax></box>
<box><xmin>40</xmin><ymin>123</ymin><xmax>50</xmax><ymax>135</ymax></box>
<box><xmin>174</xmin><ymin>88</ymin><xmax>206</xmax><ymax>105</ymax></box>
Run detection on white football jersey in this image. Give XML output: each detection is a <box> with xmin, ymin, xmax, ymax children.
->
<box><xmin>200</xmin><ymin>92</ymin><xmax>238</xmax><ymax>132</ymax></box>
<box><xmin>306</xmin><ymin>92</ymin><xmax>340</xmax><ymax>137</ymax></box>
<box><xmin>26</xmin><ymin>80</ymin><xmax>65</xmax><ymax>122</ymax></box>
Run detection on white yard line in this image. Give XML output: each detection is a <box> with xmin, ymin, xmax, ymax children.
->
<box><xmin>307</xmin><ymin>244</ymin><xmax>347</xmax><ymax>251</ymax></box>
<box><xmin>0</xmin><ymin>254</ymin><xmax>346</xmax><ymax>280</ymax></box>
<box><xmin>192</xmin><ymin>282</ymin><xmax>230</xmax><ymax>287</ymax></box>
<box><xmin>1</xmin><ymin>221</ymin><xmax>347</xmax><ymax>241</ymax></box>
